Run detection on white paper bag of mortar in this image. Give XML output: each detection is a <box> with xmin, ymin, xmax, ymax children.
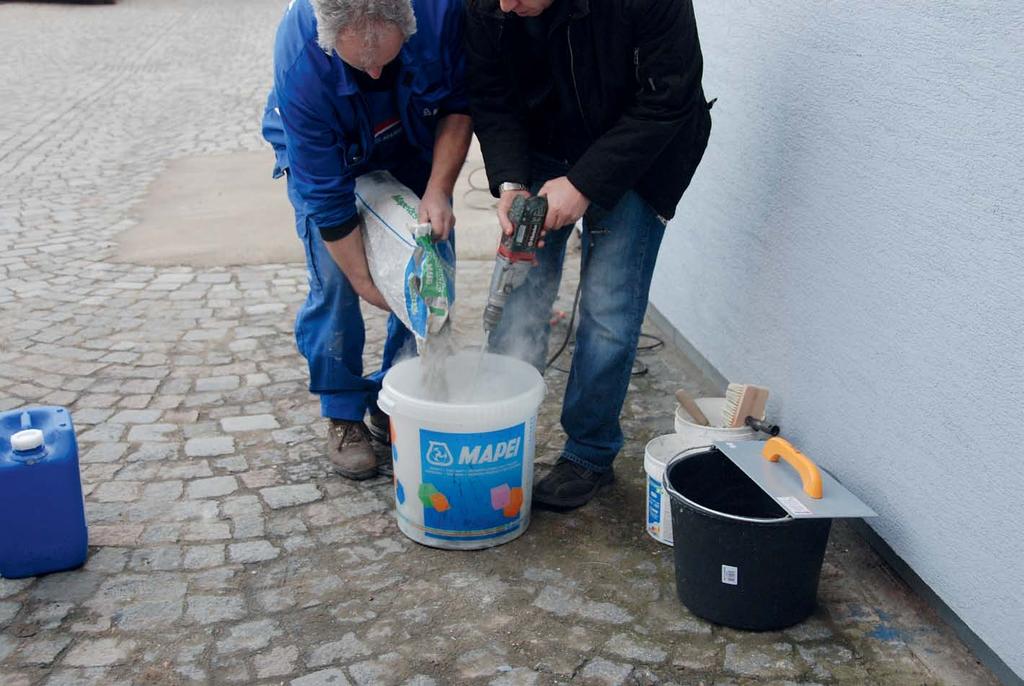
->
<box><xmin>354</xmin><ymin>171</ymin><xmax>455</xmax><ymax>340</ymax></box>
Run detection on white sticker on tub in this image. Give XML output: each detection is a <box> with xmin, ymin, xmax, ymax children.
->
<box><xmin>777</xmin><ymin>496</ymin><xmax>812</xmax><ymax>516</ymax></box>
<box><xmin>721</xmin><ymin>565</ymin><xmax>738</xmax><ymax>585</ymax></box>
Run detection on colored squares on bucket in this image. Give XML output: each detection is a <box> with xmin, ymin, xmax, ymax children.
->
<box><xmin>418</xmin><ymin>482</ymin><xmax>438</xmax><ymax>507</ymax></box>
<box><xmin>490</xmin><ymin>484</ymin><xmax>523</xmax><ymax>518</ymax></box>
<box><xmin>504</xmin><ymin>487</ymin><xmax>524</xmax><ymax>518</ymax></box>
<box><xmin>396</xmin><ymin>481</ymin><xmax>405</xmax><ymax>505</ymax></box>
<box><xmin>430</xmin><ymin>492</ymin><xmax>450</xmax><ymax>512</ymax></box>
<box><xmin>418</xmin><ymin>483</ymin><xmax>450</xmax><ymax>512</ymax></box>
<box><xmin>490</xmin><ymin>484</ymin><xmax>511</xmax><ymax>510</ymax></box>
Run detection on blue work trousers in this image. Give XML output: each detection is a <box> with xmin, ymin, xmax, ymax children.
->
<box><xmin>488</xmin><ymin>156</ymin><xmax>667</xmax><ymax>472</ymax></box>
<box><xmin>286</xmin><ymin>163</ymin><xmax>428</xmax><ymax>421</ymax></box>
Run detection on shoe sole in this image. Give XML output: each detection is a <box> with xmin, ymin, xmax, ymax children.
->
<box><xmin>333</xmin><ymin>465</ymin><xmax>378</xmax><ymax>481</ymax></box>
<box><xmin>533</xmin><ymin>474</ymin><xmax>615</xmax><ymax>511</ymax></box>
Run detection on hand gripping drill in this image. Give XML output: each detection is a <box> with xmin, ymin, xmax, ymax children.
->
<box><xmin>481</xmin><ymin>194</ymin><xmax>548</xmax><ymax>335</ymax></box>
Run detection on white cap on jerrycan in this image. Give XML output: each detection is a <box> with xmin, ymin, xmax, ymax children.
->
<box><xmin>11</xmin><ymin>429</ymin><xmax>44</xmax><ymax>452</ymax></box>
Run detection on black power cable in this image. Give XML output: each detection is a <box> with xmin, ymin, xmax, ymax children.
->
<box><xmin>544</xmin><ymin>276</ymin><xmax>583</xmax><ymax>371</ymax></box>
<box><xmin>544</xmin><ymin>278</ymin><xmax>665</xmax><ymax>376</ymax></box>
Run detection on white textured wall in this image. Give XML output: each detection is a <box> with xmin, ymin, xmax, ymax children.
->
<box><xmin>651</xmin><ymin>1</ymin><xmax>1024</xmax><ymax>676</ymax></box>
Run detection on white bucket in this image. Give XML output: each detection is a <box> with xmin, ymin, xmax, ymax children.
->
<box><xmin>644</xmin><ymin>397</ymin><xmax>759</xmax><ymax>546</ymax></box>
<box><xmin>674</xmin><ymin>397</ymin><xmax>758</xmax><ymax>446</ymax></box>
<box><xmin>378</xmin><ymin>351</ymin><xmax>545</xmax><ymax>550</ymax></box>
<box><xmin>644</xmin><ymin>433</ymin><xmax>690</xmax><ymax>545</ymax></box>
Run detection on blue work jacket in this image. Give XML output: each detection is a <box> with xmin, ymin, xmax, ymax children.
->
<box><xmin>262</xmin><ymin>0</ymin><xmax>468</xmax><ymax>233</ymax></box>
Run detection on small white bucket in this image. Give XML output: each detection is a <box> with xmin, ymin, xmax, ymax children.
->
<box><xmin>674</xmin><ymin>397</ymin><xmax>758</xmax><ymax>446</ymax></box>
<box><xmin>378</xmin><ymin>351</ymin><xmax>545</xmax><ymax>550</ymax></box>
<box><xmin>644</xmin><ymin>433</ymin><xmax>690</xmax><ymax>545</ymax></box>
<box><xmin>644</xmin><ymin>397</ymin><xmax>759</xmax><ymax>546</ymax></box>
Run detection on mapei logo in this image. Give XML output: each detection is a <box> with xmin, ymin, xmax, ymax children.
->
<box><xmin>458</xmin><ymin>437</ymin><xmax>522</xmax><ymax>465</ymax></box>
<box><xmin>421</xmin><ymin>425</ymin><xmax>525</xmax><ymax>471</ymax></box>
<box><xmin>425</xmin><ymin>441</ymin><xmax>454</xmax><ymax>467</ymax></box>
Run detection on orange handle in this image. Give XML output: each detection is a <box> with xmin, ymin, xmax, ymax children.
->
<box><xmin>762</xmin><ymin>437</ymin><xmax>823</xmax><ymax>499</ymax></box>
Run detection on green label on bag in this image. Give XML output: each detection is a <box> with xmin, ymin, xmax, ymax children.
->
<box><xmin>416</xmin><ymin>235</ymin><xmax>447</xmax><ymax>298</ymax></box>
<box><xmin>392</xmin><ymin>194</ymin><xmax>418</xmax><ymax>221</ymax></box>
<box><xmin>405</xmin><ymin>226</ymin><xmax>455</xmax><ymax>338</ymax></box>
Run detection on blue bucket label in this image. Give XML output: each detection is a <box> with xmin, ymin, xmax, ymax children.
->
<box><xmin>418</xmin><ymin>424</ymin><xmax>525</xmax><ymax>541</ymax></box>
<box><xmin>647</xmin><ymin>475</ymin><xmax>661</xmax><ymax>533</ymax></box>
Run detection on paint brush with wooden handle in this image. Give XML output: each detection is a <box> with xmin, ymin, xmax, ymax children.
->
<box><xmin>722</xmin><ymin>383</ymin><xmax>770</xmax><ymax>428</ymax></box>
<box><xmin>675</xmin><ymin>388</ymin><xmax>710</xmax><ymax>426</ymax></box>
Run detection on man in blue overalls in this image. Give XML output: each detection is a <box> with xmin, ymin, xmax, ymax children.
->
<box><xmin>262</xmin><ymin>0</ymin><xmax>472</xmax><ymax>480</ymax></box>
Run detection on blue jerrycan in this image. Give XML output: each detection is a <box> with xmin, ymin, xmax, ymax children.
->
<box><xmin>0</xmin><ymin>407</ymin><xmax>88</xmax><ymax>578</ymax></box>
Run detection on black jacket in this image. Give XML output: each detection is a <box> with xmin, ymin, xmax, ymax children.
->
<box><xmin>465</xmin><ymin>0</ymin><xmax>712</xmax><ymax>220</ymax></box>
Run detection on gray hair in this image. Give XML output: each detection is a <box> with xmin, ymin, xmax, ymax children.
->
<box><xmin>311</xmin><ymin>0</ymin><xmax>417</xmax><ymax>53</ymax></box>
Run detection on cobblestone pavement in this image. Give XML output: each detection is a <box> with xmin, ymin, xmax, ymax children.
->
<box><xmin>0</xmin><ymin>2</ymin><xmax>1000</xmax><ymax>685</ymax></box>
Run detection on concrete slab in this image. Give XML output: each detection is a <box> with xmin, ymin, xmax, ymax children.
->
<box><xmin>114</xmin><ymin>151</ymin><xmax>302</xmax><ymax>268</ymax></box>
<box><xmin>115</xmin><ymin>140</ymin><xmax>499</xmax><ymax>268</ymax></box>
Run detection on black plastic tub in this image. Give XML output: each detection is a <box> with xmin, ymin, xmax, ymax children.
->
<box><xmin>663</xmin><ymin>446</ymin><xmax>831</xmax><ymax>631</ymax></box>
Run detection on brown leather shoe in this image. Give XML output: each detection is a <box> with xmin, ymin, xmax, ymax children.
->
<box><xmin>327</xmin><ymin>419</ymin><xmax>376</xmax><ymax>480</ymax></box>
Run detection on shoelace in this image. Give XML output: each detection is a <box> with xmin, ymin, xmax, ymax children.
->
<box><xmin>331</xmin><ymin>422</ymin><xmax>367</xmax><ymax>449</ymax></box>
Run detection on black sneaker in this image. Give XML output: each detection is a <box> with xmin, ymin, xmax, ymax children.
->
<box><xmin>366</xmin><ymin>410</ymin><xmax>390</xmax><ymax>445</ymax></box>
<box><xmin>376</xmin><ymin>450</ymin><xmax>394</xmax><ymax>479</ymax></box>
<box><xmin>533</xmin><ymin>458</ymin><xmax>614</xmax><ymax>510</ymax></box>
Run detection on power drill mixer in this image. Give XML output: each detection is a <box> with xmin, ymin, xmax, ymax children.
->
<box><xmin>482</xmin><ymin>194</ymin><xmax>548</xmax><ymax>335</ymax></box>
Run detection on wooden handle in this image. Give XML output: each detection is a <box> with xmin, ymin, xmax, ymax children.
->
<box><xmin>674</xmin><ymin>389</ymin><xmax>710</xmax><ymax>426</ymax></box>
<box><xmin>762</xmin><ymin>437</ymin><xmax>823</xmax><ymax>499</ymax></box>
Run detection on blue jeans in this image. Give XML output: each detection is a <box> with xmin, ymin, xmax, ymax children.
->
<box><xmin>488</xmin><ymin>156</ymin><xmax>667</xmax><ymax>473</ymax></box>
<box><xmin>286</xmin><ymin>163</ymin><xmax>428</xmax><ymax>421</ymax></box>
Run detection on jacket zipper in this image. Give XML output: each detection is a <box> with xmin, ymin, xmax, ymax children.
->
<box><xmin>566</xmin><ymin>22</ymin><xmax>593</xmax><ymax>138</ymax></box>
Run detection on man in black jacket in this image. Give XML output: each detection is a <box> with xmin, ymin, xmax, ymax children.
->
<box><xmin>466</xmin><ymin>0</ymin><xmax>712</xmax><ymax>509</ymax></box>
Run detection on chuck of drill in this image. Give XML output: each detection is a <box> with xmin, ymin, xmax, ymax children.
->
<box><xmin>482</xmin><ymin>195</ymin><xmax>548</xmax><ymax>333</ymax></box>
